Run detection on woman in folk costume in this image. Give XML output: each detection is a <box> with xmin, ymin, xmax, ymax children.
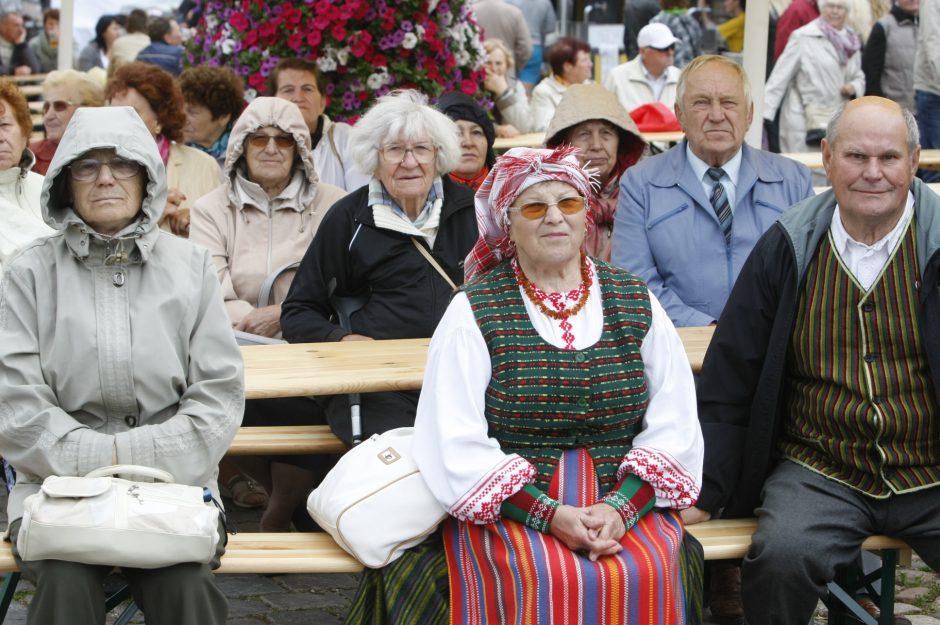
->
<box><xmin>345</xmin><ymin>146</ymin><xmax>704</xmax><ymax>625</ymax></box>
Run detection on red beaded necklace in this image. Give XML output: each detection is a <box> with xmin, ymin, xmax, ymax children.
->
<box><xmin>513</xmin><ymin>253</ymin><xmax>592</xmax><ymax>320</ymax></box>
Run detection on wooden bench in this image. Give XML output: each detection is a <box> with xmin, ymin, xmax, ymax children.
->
<box><xmin>0</xmin><ymin>522</ymin><xmax>910</xmax><ymax>624</ymax></box>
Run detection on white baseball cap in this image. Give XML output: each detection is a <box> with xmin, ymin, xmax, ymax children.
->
<box><xmin>637</xmin><ymin>23</ymin><xmax>680</xmax><ymax>50</ymax></box>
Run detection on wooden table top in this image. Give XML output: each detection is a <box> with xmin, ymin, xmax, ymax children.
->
<box><xmin>242</xmin><ymin>326</ymin><xmax>714</xmax><ymax>399</ymax></box>
<box><xmin>784</xmin><ymin>149</ymin><xmax>940</xmax><ymax>170</ymax></box>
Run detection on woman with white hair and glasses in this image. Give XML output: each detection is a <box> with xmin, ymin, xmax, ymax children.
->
<box><xmin>281</xmin><ymin>90</ymin><xmax>479</xmax><ymax>445</ymax></box>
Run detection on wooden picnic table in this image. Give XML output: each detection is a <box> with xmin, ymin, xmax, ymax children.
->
<box><xmin>241</xmin><ymin>326</ymin><xmax>713</xmax><ymax>399</ymax></box>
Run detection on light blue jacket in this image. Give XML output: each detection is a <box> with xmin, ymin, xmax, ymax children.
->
<box><xmin>611</xmin><ymin>141</ymin><xmax>814</xmax><ymax>326</ymax></box>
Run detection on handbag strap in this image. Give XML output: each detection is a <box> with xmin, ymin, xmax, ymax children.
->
<box><xmin>84</xmin><ymin>464</ymin><xmax>175</xmax><ymax>483</ymax></box>
<box><xmin>411</xmin><ymin>237</ymin><xmax>457</xmax><ymax>292</ymax></box>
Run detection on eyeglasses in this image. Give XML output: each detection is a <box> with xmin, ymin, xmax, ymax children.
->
<box><xmin>246</xmin><ymin>133</ymin><xmax>294</xmax><ymax>149</ymax></box>
<box><xmin>381</xmin><ymin>144</ymin><xmax>436</xmax><ymax>164</ymax></box>
<box><xmin>68</xmin><ymin>157</ymin><xmax>142</xmax><ymax>181</ymax></box>
<box><xmin>509</xmin><ymin>196</ymin><xmax>585</xmax><ymax>220</ymax></box>
<box><xmin>651</xmin><ymin>44</ymin><xmax>676</xmax><ymax>52</ymax></box>
<box><xmin>42</xmin><ymin>100</ymin><xmax>73</xmax><ymax>114</ymax></box>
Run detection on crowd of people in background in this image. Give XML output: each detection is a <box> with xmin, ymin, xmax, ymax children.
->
<box><xmin>0</xmin><ymin>0</ymin><xmax>938</xmax><ymax>623</ymax></box>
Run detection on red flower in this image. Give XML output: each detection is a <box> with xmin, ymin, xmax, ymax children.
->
<box><xmin>460</xmin><ymin>79</ymin><xmax>477</xmax><ymax>95</ymax></box>
<box><xmin>306</xmin><ymin>30</ymin><xmax>322</xmax><ymax>46</ymax></box>
<box><xmin>243</xmin><ymin>29</ymin><xmax>258</xmax><ymax>46</ymax></box>
<box><xmin>230</xmin><ymin>12</ymin><xmax>249</xmax><ymax>32</ymax></box>
<box><xmin>259</xmin><ymin>22</ymin><xmax>277</xmax><ymax>38</ymax></box>
<box><xmin>248</xmin><ymin>73</ymin><xmax>266</xmax><ymax>90</ymax></box>
<box><xmin>372</xmin><ymin>53</ymin><xmax>388</xmax><ymax>67</ymax></box>
<box><xmin>331</xmin><ymin>24</ymin><xmax>347</xmax><ymax>40</ymax></box>
<box><xmin>287</xmin><ymin>33</ymin><xmax>303</xmax><ymax>50</ymax></box>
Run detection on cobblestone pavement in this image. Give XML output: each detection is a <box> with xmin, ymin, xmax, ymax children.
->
<box><xmin>1</xmin><ymin>489</ymin><xmax>938</xmax><ymax>624</ymax></box>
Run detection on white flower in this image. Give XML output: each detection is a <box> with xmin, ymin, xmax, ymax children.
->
<box><xmin>415</xmin><ymin>24</ymin><xmax>425</xmax><ymax>38</ymax></box>
<box><xmin>367</xmin><ymin>71</ymin><xmax>388</xmax><ymax>90</ymax></box>
<box><xmin>244</xmin><ymin>88</ymin><xmax>258</xmax><ymax>101</ymax></box>
<box><xmin>336</xmin><ymin>47</ymin><xmax>350</xmax><ymax>65</ymax></box>
<box><xmin>221</xmin><ymin>38</ymin><xmax>234</xmax><ymax>55</ymax></box>
<box><xmin>402</xmin><ymin>33</ymin><xmax>418</xmax><ymax>49</ymax></box>
<box><xmin>317</xmin><ymin>56</ymin><xmax>338</xmax><ymax>72</ymax></box>
<box><xmin>455</xmin><ymin>49</ymin><xmax>470</xmax><ymax>65</ymax></box>
<box><xmin>427</xmin><ymin>0</ymin><xmax>440</xmax><ymax>11</ymax></box>
<box><xmin>440</xmin><ymin>11</ymin><xmax>452</xmax><ymax>26</ymax></box>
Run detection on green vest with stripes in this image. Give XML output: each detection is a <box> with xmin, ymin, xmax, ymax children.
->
<box><xmin>781</xmin><ymin>220</ymin><xmax>940</xmax><ymax>497</ymax></box>
<box><xmin>464</xmin><ymin>260</ymin><xmax>652</xmax><ymax>492</ymax></box>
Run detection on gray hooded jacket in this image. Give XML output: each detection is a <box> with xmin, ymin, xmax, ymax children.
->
<box><xmin>0</xmin><ymin>107</ymin><xmax>244</xmax><ymax>524</ymax></box>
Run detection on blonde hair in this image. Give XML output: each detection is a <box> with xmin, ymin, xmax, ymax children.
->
<box><xmin>484</xmin><ymin>38</ymin><xmax>515</xmax><ymax>71</ymax></box>
<box><xmin>42</xmin><ymin>70</ymin><xmax>105</xmax><ymax>107</ymax></box>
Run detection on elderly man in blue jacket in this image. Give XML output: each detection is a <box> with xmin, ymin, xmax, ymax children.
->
<box><xmin>612</xmin><ymin>54</ymin><xmax>814</xmax><ymax>328</ymax></box>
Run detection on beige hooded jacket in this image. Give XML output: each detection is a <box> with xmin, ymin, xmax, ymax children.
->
<box><xmin>190</xmin><ymin>97</ymin><xmax>346</xmax><ymax>326</ymax></box>
<box><xmin>0</xmin><ymin>107</ymin><xmax>244</xmax><ymax>525</ymax></box>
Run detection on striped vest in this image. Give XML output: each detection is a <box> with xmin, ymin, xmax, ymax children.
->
<box><xmin>465</xmin><ymin>260</ymin><xmax>652</xmax><ymax>492</ymax></box>
<box><xmin>780</xmin><ymin>221</ymin><xmax>940</xmax><ymax>497</ymax></box>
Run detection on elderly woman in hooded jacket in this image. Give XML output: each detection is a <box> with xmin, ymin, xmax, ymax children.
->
<box><xmin>0</xmin><ymin>106</ymin><xmax>243</xmax><ymax>624</ymax></box>
<box><xmin>544</xmin><ymin>83</ymin><xmax>647</xmax><ymax>262</ymax></box>
<box><xmin>190</xmin><ymin>96</ymin><xmax>346</xmax><ymax>530</ymax></box>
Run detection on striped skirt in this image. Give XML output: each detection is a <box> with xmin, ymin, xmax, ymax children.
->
<box><xmin>345</xmin><ymin>449</ymin><xmax>701</xmax><ymax>625</ymax></box>
<box><xmin>445</xmin><ymin>448</ymin><xmax>689</xmax><ymax>625</ymax></box>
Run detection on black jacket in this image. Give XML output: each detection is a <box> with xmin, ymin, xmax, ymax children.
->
<box><xmin>280</xmin><ymin>177</ymin><xmax>478</xmax><ymax>442</ymax></box>
<box><xmin>696</xmin><ymin>180</ymin><xmax>940</xmax><ymax>517</ymax></box>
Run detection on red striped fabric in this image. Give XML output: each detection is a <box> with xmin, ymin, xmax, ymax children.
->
<box><xmin>444</xmin><ymin>449</ymin><xmax>687</xmax><ymax>625</ymax></box>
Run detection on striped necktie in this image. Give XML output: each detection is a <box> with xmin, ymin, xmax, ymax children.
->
<box><xmin>706</xmin><ymin>167</ymin><xmax>732</xmax><ymax>244</ymax></box>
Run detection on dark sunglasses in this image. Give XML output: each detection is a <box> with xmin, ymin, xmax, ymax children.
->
<box><xmin>246</xmin><ymin>133</ymin><xmax>294</xmax><ymax>149</ymax></box>
<box><xmin>651</xmin><ymin>44</ymin><xmax>676</xmax><ymax>52</ymax></box>
<box><xmin>42</xmin><ymin>100</ymin><xmax>73</xmax><ymax>114</ymax></box>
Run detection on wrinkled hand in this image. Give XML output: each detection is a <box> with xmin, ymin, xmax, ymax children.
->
<box><xmin>496</xmin><ymin>123</ymin><xmax>521</xmax><ymax>138</ymax></box>
<box><xmin>340</xmin><ymin>333</ymin><xmax>374</xmax><ymax>341</ymax></box>
<box><xmin>234</xmin><ymin>305</ymin><xmax>281</xmax><ymax>337</ymax></box>
<box><xmin>161</xmin><ymin>188</ymin><xmax>189</xmax><ymax>236</ymax></box>
<box><xmin>166</xmin><ymin>208</ymin><xmax>190</xmax><ymax>236</ymax></box>
<box><xmin>679</xmin><ymin>506</ymin><xmax>711</xmax><ymax>525</ymax></box>
<box><xmin>484</xmin><ymin>72</ymin><xmax>508</xmax><ymax>99</ymax></box>
<box><xmin>550</xmin><ymin>505</ymin><xmax>623</xmax><ymax>560</ymax></box>
<box><xmin>582</xmin><ymin>503</ymin><xmax>626</xmax><ymax>560</ymax></box>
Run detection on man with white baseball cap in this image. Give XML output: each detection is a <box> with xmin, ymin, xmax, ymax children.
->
<box><xmin>604</xmin><ymin>22</ymin><xmax>682</xmax><ymax>113</ymax></box>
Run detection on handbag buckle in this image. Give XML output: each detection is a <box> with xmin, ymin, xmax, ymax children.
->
<box><xmin>377</xmin><ymin>447</ymin><xmax>401</xmax><ymax>465</ymax></box>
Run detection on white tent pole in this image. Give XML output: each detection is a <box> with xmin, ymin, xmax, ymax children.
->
<box><xmin>742</xmin><ymin>0</ymin><xmax>768</xmax><ymax>147</ymax></box>
<box><xmin>58</xmin><ymin>0</ymin><xmax>74</xmax><ymax>70</ymax></box>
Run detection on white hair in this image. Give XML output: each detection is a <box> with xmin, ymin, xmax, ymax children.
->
<box><xmin>349</xmin><ymin>90</ymin><xmax>461</xmax><ymax>175</ymax></box>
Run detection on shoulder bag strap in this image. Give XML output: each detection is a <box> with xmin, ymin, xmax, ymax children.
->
<box><xmin>411</xmin><ymin>237</ymin><xmax>458</xmax><ymax>292</ymax></box>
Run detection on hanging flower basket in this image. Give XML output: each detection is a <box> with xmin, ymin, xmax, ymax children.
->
<box><xmin>187</xmin><ymin>0</ymin><xmax>488</xmax><ymax>123</ymax></box>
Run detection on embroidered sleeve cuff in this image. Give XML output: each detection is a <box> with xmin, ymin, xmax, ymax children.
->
<box><xmin>601</xmin><ymin>473</ymin><xmax>656</xmax><ymax>531</ymax></box>
<box><xmin>501</xmin><ymin>483</ymin><xmax>559</xmax><ymax>533</ymax></box>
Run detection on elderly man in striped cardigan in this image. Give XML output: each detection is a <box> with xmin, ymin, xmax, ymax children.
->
<box><xmin>682</xmin><ymin>97</ymin><xmax>940</xmax><ymax>625</ymax></box>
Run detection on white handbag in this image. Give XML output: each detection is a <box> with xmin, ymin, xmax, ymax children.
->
<box><xmin>307</xmin><ymin>427</ymin><xmax>448</xmax><ymax>568</ymax></box>
<box><xmin>18</xmin><ymin>465</ymin><xmax>221</xmax><ymax>569</ymax></box>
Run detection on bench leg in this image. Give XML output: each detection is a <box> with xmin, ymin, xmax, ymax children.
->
<box><xmin>876</xmin><ymin>550</ymin><xmax>897</xmax><ymax>625</ymax></box>
<box><xmin>826</xmin><ymin>550</ymin><xmax>900</xmax><ymax>625</ymax></box>
<box><xmin>105</xmin><ymin>583</ymin><xmax>139</xmax><ymax>625</ymax></box>
<box><xmin>0</xmin><ymin>572</ymin><xmax>19</xmax><ymax>622</ymax></box>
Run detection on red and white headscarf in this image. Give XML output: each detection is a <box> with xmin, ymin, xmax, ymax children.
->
<box><xmin>464</xmin><ymin>146</ymin><xmax>597</xmax><ymax>281</ymax></box>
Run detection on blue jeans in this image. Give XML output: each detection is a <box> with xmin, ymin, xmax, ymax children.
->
<box><xmin>916</xmin><ymin>90</ymin><xmax>940</xmax><ymax>182</ymax></box>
